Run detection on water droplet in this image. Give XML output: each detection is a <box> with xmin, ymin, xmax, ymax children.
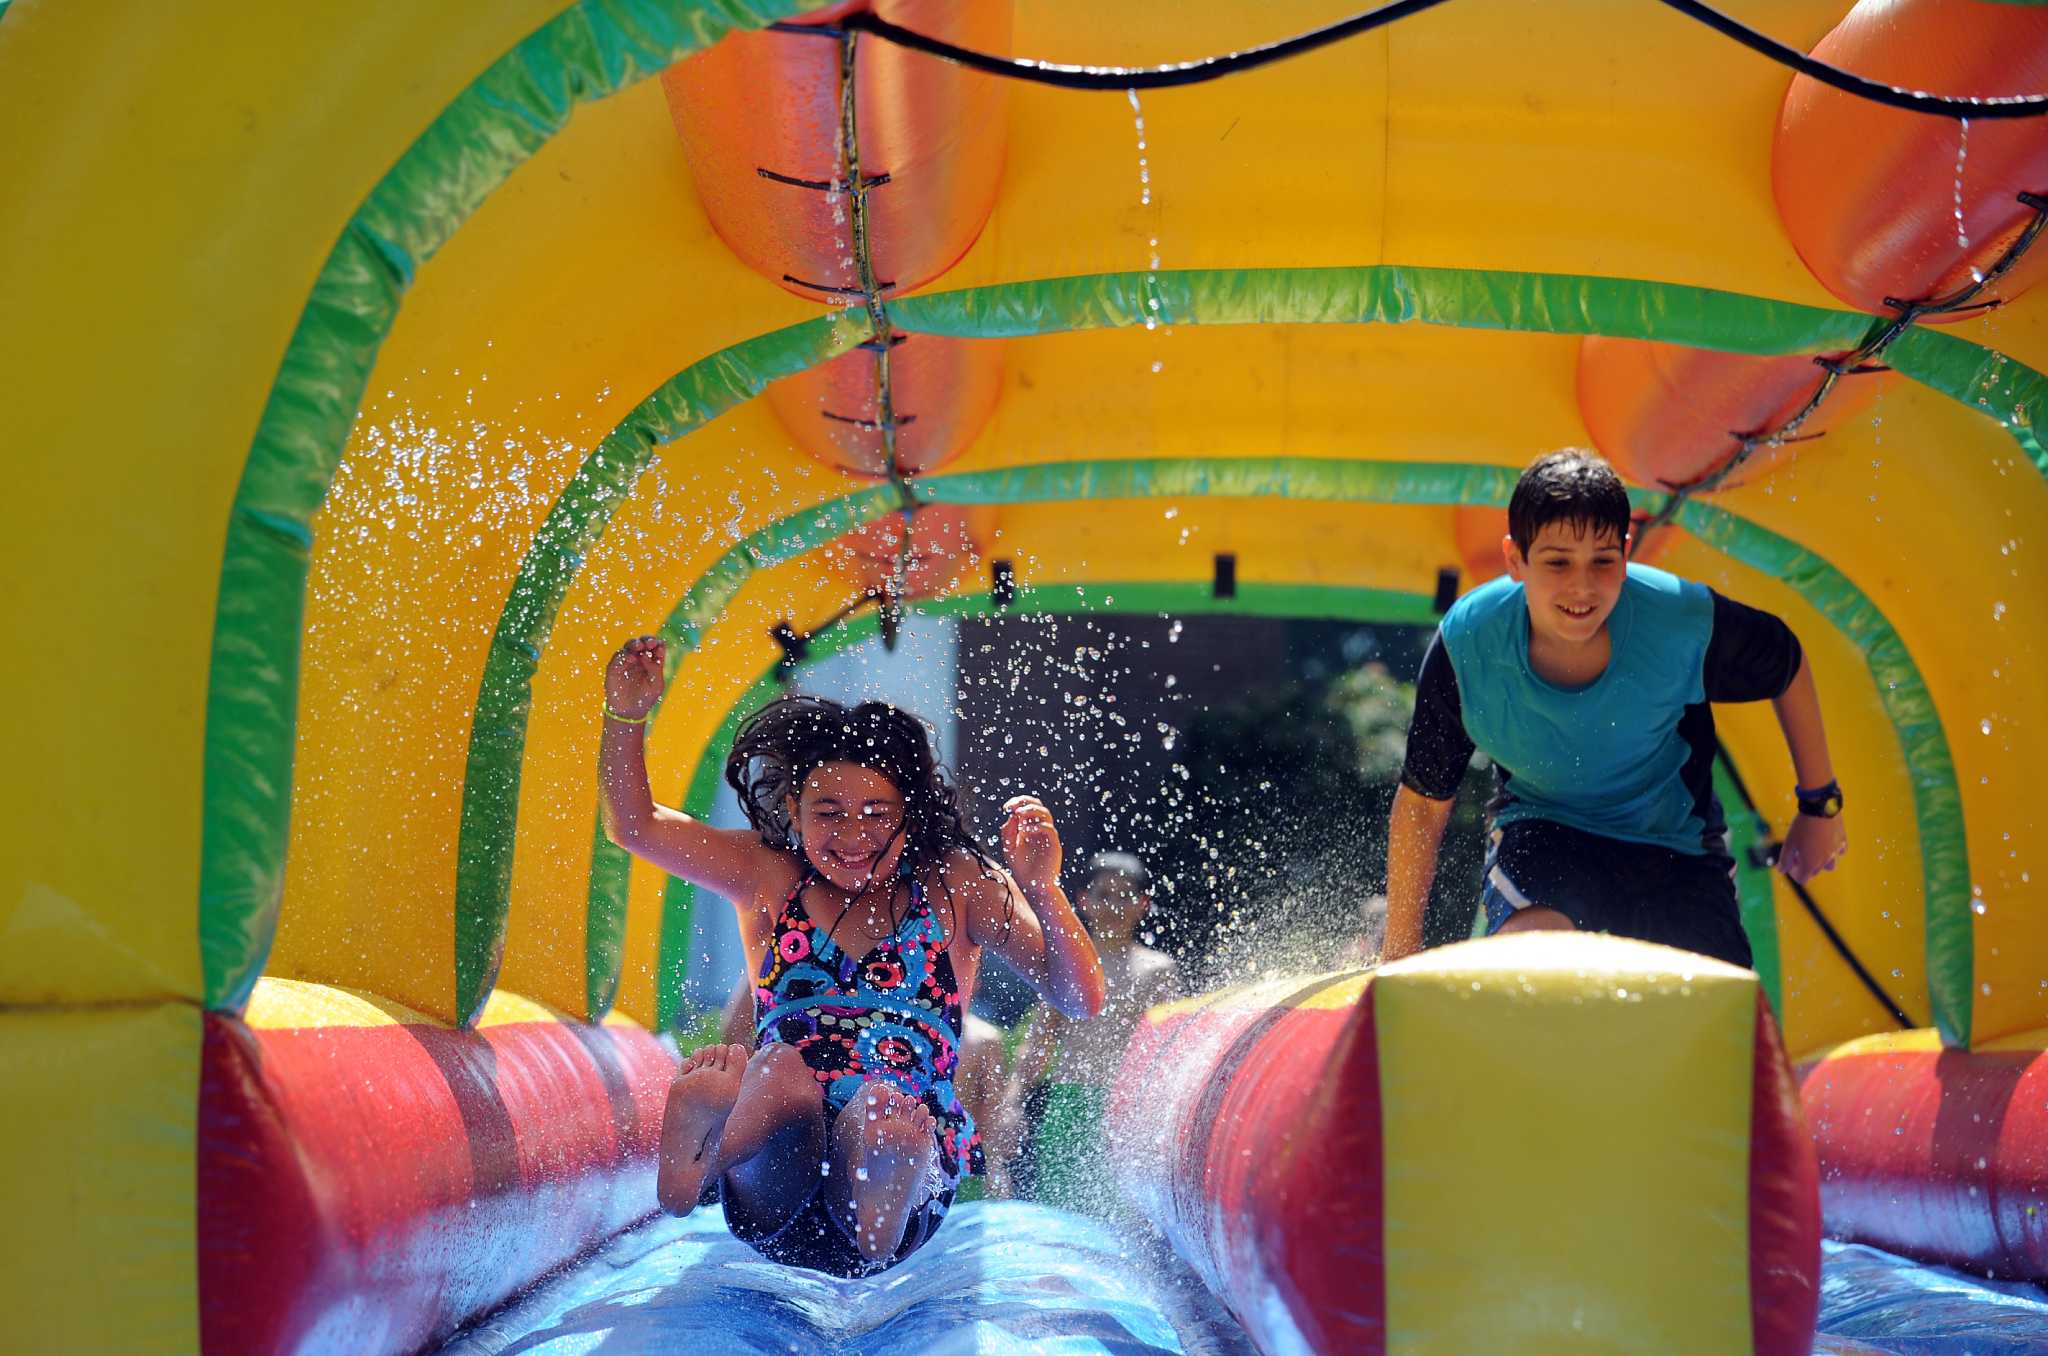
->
<box><xmin>1953</xmin><ymin>118</ymin><xmax>1974</xmax><ymax>253</ymax></box>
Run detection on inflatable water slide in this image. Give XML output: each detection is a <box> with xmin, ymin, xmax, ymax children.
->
<box><xmin>4</xmin><ymin>0</ymin><xmax>2048</xmax><ymax>1351</ymax></box>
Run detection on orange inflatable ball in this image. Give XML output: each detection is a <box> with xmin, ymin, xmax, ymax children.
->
<box><xmin>662</xmin><ymin>0</ymin><xmax>1010</xmax><ymax>303</ymax></box>
<box><xmin>1774</xmin><ymin>0</ymin><xmax>2048</xmax><ymax>318</ymax></box>
<box><xmin>821</xmin><ymin>504</ymin><xmax>989</xmax><ymax>599</ymax></box>
<box><xmin>766</xmin><ymin>334</ymin><xmax>1004</xmax><ymax>478</ymax></box>
<box><xmin>1453</xmin><ymin>505</ymin><xmax>1512</xmax><ymax>587</ymax></box>
<box><xmin>1576</xmin><ymin>336</ymin><xmax>1889</xmax><ymax>492</ymax></box>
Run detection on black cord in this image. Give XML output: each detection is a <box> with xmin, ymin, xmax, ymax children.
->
<box><xmin>829</xmin><ymin>0</ymin><xmax>2048</xmax><ymax>120</ymax></box>
<box><xmin>840</xmin><ymin>0</ymin><xmax>1455</xmax><ymax>92</ymax></box>
<box><xmin>1715</xmin><ymin>743</ymin><xmax>1914</xmax><ymax>1029</ymax></box>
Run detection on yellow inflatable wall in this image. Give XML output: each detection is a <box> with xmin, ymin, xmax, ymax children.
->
<box><xmin>4</xmin><ymin>1</ymin><xmax>2045</xmax><ymax>1350</ymax></box>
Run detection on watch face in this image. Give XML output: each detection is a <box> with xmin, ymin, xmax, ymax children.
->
<box><xmin>1800</xmin><ymin>792</ymin><xmax>1842</xmax><ymax>818</ymax></box>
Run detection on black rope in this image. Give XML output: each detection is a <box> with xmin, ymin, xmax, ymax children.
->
<box><xmin>1715</xmin><ymin>742</ymin><xmax>1914</xmax><ymax>1029</ymax></box>
<box><xmin>770</xmin><ymin>27</ymin><xmax>928</xmax><ymax>675</ymax></box>
<box><xmin>840</xmin><ymin>0</ymin><xmax>1454</xmax><ymax>92</ymax></box>
<box><xmin>827</xmin><ymin>0</ymin><xmax>2048</xmax><ymax>119</ymax></box>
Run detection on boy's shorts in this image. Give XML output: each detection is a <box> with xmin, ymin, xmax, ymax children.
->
<box><xmin>1480</xmin><ymin>819</ymin><xmax>1754</xmax><ymax>970</ymax></box>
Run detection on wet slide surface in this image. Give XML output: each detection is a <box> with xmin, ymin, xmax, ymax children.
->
<box><xmin>433</xmin><ymin>1201</ymin><xmax>1254</xmax><ymax>1356</ymax></box>
<box><xmin>1815</xmin><ymin>1242</ymin><xmax>2048</xmax><ymax>1355</ymax></box>
<box><xmin>431</xmin><ymin>1205</ymin><xmax>2048</xmax><ymax>1355</ymax></box>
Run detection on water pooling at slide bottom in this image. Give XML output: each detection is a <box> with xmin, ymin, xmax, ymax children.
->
<box><xmin>426</xmin><ymin>1202</ymin><xmax>2048</xmax><ymax>1355</ymax></box>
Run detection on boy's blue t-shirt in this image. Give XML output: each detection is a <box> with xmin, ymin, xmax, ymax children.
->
<box><xmin>1400</xmin><ymin>564</ymin><xmax>1803</xmax><ymax>856</ymax></box>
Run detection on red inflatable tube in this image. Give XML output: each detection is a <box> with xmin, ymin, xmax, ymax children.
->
<box><xmin>1576</xmin><ymin>337</ymin><xmax>1890</xmax><ymax>491</ymax></box>
<box><xmin>198</xmin><ymin>1002</ymin><xmax>675</xmax><ymax>1356</ymax></box>
<box><xmin>1799</xmin><ymin>1033</ymin><xmax>2048</xmax><ymax>1280</ymax></box>
<box><xmin>661</xmin><ymin>0</ymin><xmax>1010</xmax><ymax>304</ymax></box>
<box><xmin>765</xmin><ymin>333</ymin><xmax>1004</xmax><ymax>477</ymax></box>
<box><xmin>1110</xmin><ymin>972</ymin><xmax>1818</xmax><ymax>1355</ymax></box>
<box><xmin>1109</xmin><ymin>973</ymin><xmax>1386</xmax><ymax>1354</ymax></box>
<box><xmin>1774</xmin><ymin>0</ymin><xmax>2048</xmax><ymax>318</ymax></box>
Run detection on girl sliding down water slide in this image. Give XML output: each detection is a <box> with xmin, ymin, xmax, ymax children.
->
<box><xmin>598</xmin><ymin>636</ymin><xmax>1106</xmax><ymax>1277</ymax></box>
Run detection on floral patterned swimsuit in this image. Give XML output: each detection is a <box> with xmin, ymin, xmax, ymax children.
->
<box><xmin>732</xmin><ymin>865</ymin><xmax>984</xmax><ymax>1275</ymax></box>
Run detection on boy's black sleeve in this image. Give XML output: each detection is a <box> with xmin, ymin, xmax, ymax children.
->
<box><xmin>1401</xmin><ymin>632</ymin><xmax>1476</xmax><ymax>800</ymax></box>
<box><xmin>1703</xmin><ymin>591</ymin><xmax>1804</xmax><ymax>702</ymax></box>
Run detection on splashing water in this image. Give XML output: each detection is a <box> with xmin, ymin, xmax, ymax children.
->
<box><xmin>1127</xmin><ymin>88</ymin><xmax>1151</xmax><ymax>208</ymax></box>
<box><xmin>1128</xmin><ymin>87</ymin><xmax>1170</xmax><ymax>352</ymax></box>
<box><xmin>1953</xmin><ymin>118</ymin><xmax>1987</xmax><ymax>285</ymax></box>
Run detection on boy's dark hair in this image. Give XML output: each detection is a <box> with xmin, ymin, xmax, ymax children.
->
<box><xmin>1083</xmin><ymin>851</ymin><xmax>1151</xmax><ymax>896</ymax></box>
<box><xmin>1075</xmin><ymin>851</ymin><xmax>1150</xmax><ymax>933</ymax></box>
<box><xmin>726</xmin><ymin>695</ymin><xmax>1003</xmax><ymax>907</ymax></box>
<box><xmin>1507</xmin><ymin>449</ymin><xmax>1632</xmax><ymax>557</ymax></box>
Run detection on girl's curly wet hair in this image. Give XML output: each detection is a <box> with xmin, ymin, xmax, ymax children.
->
<box><xmin>725</xmin><ymin>695</ymin><xmax>1005</xmax><ymax>908</ymax></box>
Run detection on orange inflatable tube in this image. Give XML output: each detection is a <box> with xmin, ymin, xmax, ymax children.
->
<box><xmin>661</xmin><ymin>0</ymin><xmax>1010</xmax><ymax>304</ymax></box>
<box><xmin>1774</xmin><ymin>0</ymin><xmax>2048</xmax><ymax>317</ymax></box>
<box><xmin>1576</xmin><ymin>337</ymin><xmax>1889</xmax><ymax>491</ymax></box>
<box><xmin>765</xmin><ymin>334</ymin><xmax>1004</xmax><ymax>477</ymax></box>
<box><xmin>821</xmin><ymin>503</ymin><xmax>988</xmax><ymax>599</ymax></box>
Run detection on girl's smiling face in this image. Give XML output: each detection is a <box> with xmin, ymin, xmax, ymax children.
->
<box><xmin>1504</xmin><ymin>520</ymin><xmax>1628</xmax><ymax>648</ymax></box>
<box><xmin>789</xmin><ymin>761</ymin><xmax>907</xmax><ymax>891</ymax></box>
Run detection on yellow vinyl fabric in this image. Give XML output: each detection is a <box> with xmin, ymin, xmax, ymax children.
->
<box><xmin>0</xmin><ymin>1003</ymin><xmax>203</xmax><ymax>1355</ymax></box>
<box><xmin>0</xmin><ymin>0</ymin><xmax>573</xmax><ymax>1007</ymax></box>
<box><xmin>1376</xmin><ymin>933</ymin><xmax>1760</xmax><ymax>1354</ymax></box>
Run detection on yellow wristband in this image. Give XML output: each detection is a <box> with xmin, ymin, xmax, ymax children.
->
<box><xmin>603</xmin><ymin>703</ymin><xmax>652</xmax><ymax>726</ymax></box>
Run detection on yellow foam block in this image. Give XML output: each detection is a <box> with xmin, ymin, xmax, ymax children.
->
<box><xmin>1376</xmin><ymin>933</ymin><xmax>1758</xmax><ymax>1355</ymax></box>
<box><xmin>0</xmin><ymin>1001</ymin><xmax>201</xmax><ymax>1356</ymax></box>
<box><xmin>244</xmin><ymin>975</ymin><xmax>652</xmax><ymax>1033</ymax></box>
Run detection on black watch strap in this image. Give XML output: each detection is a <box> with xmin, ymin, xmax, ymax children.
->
<box><xmin>1795</xmin><ymin>780</ymin><xmax>1844</xmax><ymax>819</ymax></box>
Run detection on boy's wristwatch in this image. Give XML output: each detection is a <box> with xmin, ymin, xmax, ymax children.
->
<box><xmin>1795</xmin><ymin>780</ymin><xmax>1844</xmax><ymax>819</ymax></box>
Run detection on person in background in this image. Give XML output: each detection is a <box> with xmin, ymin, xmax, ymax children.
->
<box><xmin>949</xmin><ymin>1013</ymin><xmax>1015</xmax><ymax>1201</ymax></box>
<box><xmin>1001</xmin><ymin>852</ymin><xmax>1181</xmax><ymax>1216</ymax></box>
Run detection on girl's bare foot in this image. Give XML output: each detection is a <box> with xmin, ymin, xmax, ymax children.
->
<box><xmin>834</xmin><ymin>1083</ymin><xmax>938</xmax><ymax>1263</ymax></box>
<box><xmin>656</xmin><ymin>1043</ymin><xmax>749</xmax><ymax>1216</ymax></box>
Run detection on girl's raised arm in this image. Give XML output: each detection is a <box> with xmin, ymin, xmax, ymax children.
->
<box><xmin>965</xmin><ymin>796</ymin><xmax>1106</xmax><ymax>1020</ymax></box>
<box><xmin>598</xmin><ymin>636</ymin><xmax>782</xmax><ymax>897</ymax></box>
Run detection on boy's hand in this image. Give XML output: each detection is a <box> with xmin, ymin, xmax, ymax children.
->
<box><xmin>605</xmin><ymin>636</ymin><xmax>666</xmax><ymax>719</ymax></box>
<box><xmin>1778</xmin><ymin>813</ymin><xmax>1845</xmax><ymax>885</ymax></box>
<box><xmin>1001</xmin><ymin>795</ymin><xmax>1062</xmax><ymax>891</ymax></box>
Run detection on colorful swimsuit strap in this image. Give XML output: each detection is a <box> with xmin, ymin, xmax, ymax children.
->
<box><xmin>800</xmin><ymin>865</ymin><xmax>930</xmax><ymax>965</ymax></box>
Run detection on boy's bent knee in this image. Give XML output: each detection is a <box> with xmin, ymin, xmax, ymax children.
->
<box><xmin>1494</xmin><ymin>905</ymin><xmax>1576</xmax><ymax>936</ymax></box>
